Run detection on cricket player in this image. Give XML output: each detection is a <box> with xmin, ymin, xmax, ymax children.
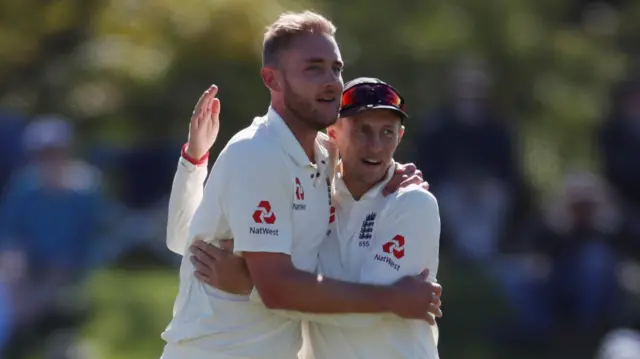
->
<box><xmin>174</xmin><ymin>78</ymin><xmax>442</xmax><ymax>359</ymax></box>
<box><xmin>160</xmin><ymin>11</ymin><xmax>441</xmax><ymax>359</ymax></box>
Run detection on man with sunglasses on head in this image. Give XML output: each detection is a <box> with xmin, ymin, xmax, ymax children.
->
<box><xmin>160</xmin><ymin>11</ymin><xmax>441</xmax><ymax>359</ymax></box>
<box><xmin>170</xmin><ymin>78</ymin><xmax>442</xmax><ymax>359</ymax></box>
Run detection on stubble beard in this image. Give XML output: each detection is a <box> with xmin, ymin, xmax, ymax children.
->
<box><xmin>283</xmin><ymin>78</ymin><xmax>333</xmax><ymax>131</ymax></box>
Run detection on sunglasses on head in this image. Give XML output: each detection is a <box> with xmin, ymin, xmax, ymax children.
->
<box><xmin>340</xmin><ymin>83</ymin><xmax>406</xmax><ymax>114</ymax></box>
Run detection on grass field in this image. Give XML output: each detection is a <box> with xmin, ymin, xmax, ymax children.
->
<box><xmin>82</xmin><ymin>269</ymin><xmax>179</xmax><ymax>359</ymax></box>
<box><xmin>80</xmin><ymin>258</ymin><xmax>503</xmax><ymax>359</ymax></box>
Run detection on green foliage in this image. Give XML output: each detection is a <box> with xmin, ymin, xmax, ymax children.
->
<box><xmin>1</xmin><ymin>0</ymin><xmax>637</xmax><ymax>192</ymax></box>
<box><xmin>82</xmin><ymin>269</ymin><xmax>179</xmax><ymax>359</ymax></box>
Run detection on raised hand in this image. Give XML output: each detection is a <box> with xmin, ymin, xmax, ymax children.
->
<box><xmin>186</xmin><ymin>85</ymin><xmax>221</xmax><ymax>160</ymax></box>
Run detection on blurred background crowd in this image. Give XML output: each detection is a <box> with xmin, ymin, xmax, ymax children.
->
<box><xmin>1</xmin><ymin>0</ymin><xmax>640</xmax><ymax>358</ymax></box>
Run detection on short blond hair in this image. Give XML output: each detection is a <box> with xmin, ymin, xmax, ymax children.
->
<box><xmin>262</xmin><ymin>11</ymin><xmax>336</xmax><ymax>66</ymax></box>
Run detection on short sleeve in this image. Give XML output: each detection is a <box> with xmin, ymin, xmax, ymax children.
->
<box><xmin>360</xmin><ymin>188</ymin><xmax>441</xmax><ymax>284</ymax></box>
<box><xmin>221</xmin><ymin>140</ymin><xmax>294</xmax><ymax>255</ymax></box>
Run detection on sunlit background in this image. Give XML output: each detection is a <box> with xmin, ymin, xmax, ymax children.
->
<box><xmin>1</xmin><ymin>0</ymin><xmax>640</xmax><ymax>358</ymax></box>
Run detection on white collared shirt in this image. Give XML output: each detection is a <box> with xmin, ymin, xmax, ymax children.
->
<box><xmin>162</xmin><ymin>108</ymin><xmax>336</xmax><ymax>359</ymax></box>
<box><xmin>165</xmin><ymin>141</ymin><xmax>441</xmax><ymax>359</ymax></box>
<box><xmin>303</xmin><ymin>164</ymin><xmax>441</xmax><ymax>359</ymax></box>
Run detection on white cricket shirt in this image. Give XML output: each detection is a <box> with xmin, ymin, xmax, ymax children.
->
<box><xmin>303</xmin><ymin>164</ymin><xmax>442</xmax><ymax>359</ymax></box>
<box><xmin>164</xmin><ymin>142</ymin><xmax>442</xmax><ymax>359</ymax></box>
<box><xmin>161</xmin><ymin>107</ymin><xmax>336</xmax><ymax>359</ymax></box>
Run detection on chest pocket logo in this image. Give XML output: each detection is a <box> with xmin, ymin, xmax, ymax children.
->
<box><xmin>293</xmin><ymin>177</ymin><xmax>306</xmax><ymax>211</ymax></box>
<box><xmin>295</xmin><ymin>177</ymin><xmax>305</xmax><ymax>200</ymax></box>
<box><xmin>358</xmin><ymin>212</ymin><xmax>376</xmax><ymax>247</ymax></box>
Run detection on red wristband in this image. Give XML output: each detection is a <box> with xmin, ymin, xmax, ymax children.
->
<box><xmin>181</xmin><ymin>143</ymin><xmax>209</xmax><ymax>166</ymax></box>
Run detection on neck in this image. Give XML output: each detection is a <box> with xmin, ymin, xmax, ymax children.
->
<box><xmin>272</xmin><ymin>102</ymin><xmax>317</xmax><ymax>162</ymax></box>
<box><xmin>341</xmin><ymin>163</ymin><xmax>391</xmax><ymax>200</ymax></box>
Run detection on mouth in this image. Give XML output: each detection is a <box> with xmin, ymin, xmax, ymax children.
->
<box><xmin>361</xmin><ymin>159</ymin><xmax>383</xmax><ymax>166</ymax></box>
<box><xmin>316</xmin><ymin>95</ymin><xmax>338</xmax><ymax>105</ymax></box>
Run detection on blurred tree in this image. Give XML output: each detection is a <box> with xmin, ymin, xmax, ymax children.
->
<box><xmin>0</xmin><ymin>0</ymin><xmax>104</xmax><ymax>113</ymax></box>
<box><xmin>0</xmin><ymin>0</ymin><xmax>638</xmax><ymax>192</ymax></box>
<box><xmin>325</xmin><ymin>0</ymin><xmax>631</xmax><ymax>192</ymax></box>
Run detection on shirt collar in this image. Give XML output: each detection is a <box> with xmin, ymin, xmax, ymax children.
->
<box><xmin>333</xmin><ymin>160</ymin><xmax>396</xmax><ymax>202</ymax></box>
<box><xmin>265</xmin><ymin>107</ymin><xmax>330</xmax><ymax>167</ymax></box>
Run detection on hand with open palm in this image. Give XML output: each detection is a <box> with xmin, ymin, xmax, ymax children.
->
<box><xmin>185</xmin><ymin>85</ymin><xmax>221</xmax><ymax>160</ymax></box>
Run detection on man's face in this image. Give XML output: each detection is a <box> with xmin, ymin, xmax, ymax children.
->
<box><xmin>277</xmin><ymin>33</ymin><xmax>344</xmax><ymax>130</ymax></box>
<box><xmin>330</xmin><ymin>109</ymin><xmax>404</xmax><ymax>187</ymax></box>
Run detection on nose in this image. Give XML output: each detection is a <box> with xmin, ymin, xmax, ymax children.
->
<box><xmin>323</xmin><ymin>71</ymin><xmax>343</xmax><ymax>93</ymax></box>
<box><xmin>368</xmin><ymin>133</ymin><xmax>384</xmax><ymax>154</ymax></box>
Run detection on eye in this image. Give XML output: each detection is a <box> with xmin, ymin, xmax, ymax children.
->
<box><xmin>383</xmin><ymin>128</ymin><xmax>396</xmax><ymax>136</ymax></box>
<box><xmin>354</xmin><ymin>126</ymin><xmax>367</xmax><ymax>135</ymax></box>
<box><xmin>306</xmin><ymin>65</ymin><xmax>323</xmax><ymax>72</ymax></box>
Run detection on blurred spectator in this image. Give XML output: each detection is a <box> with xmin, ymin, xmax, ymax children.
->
<box><xmin>109</xmin><ymin>140</ymin><xmax>183</xmax><ymax>265</ymax></box>
<box><xmin>116</xmin><ymin>140</ymin><xmax>180</xmax><ymax>211</ymax></box>
<box><xmin>415</xmin><ymin>58</ymin><xmax>522</xmax><ymax>262</ymax></box>
<box><xmin>498</xmin><ymin>171</ymin><xmax>623</xmax><ymax>347</ymax></box>
<box><xmin>598</xmin><ymin>77</ymin><xmax>640</xmax><ymax>260</ymax></box>
<box><xmin>0</xmin><ymin>115</ymin><xmax>106</xmax><ymax>359</ymax></box>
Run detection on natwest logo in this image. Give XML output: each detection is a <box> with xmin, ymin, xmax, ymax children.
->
<box><xmin>382</xmin><ymin>235</ymin><xmax>405</xmax><ymax>259</ymax></box>
<box><xmin>250</xmin><ymin>201</ymin><xmax>279</xmax><ymax>237</ymax></box>
<box><xmin>292</xmin><ymin>178</ymin><xmax>307</xmax><ymax>211</ymax></box>
<box><xmin>375</xmin><ymin>235</ymin><xmax>404</xmax><ymax>271</ymax></box>
<box><xmin>374</xmin><ymin>253</ymin><xmax>400</xmax><ymax>271</ymax></box>
<box><xmin>295</xmin><ymin>177</ymin><xmax>305</xmax><ymax>200</ymax></box>
<box><xmin>252</xmin><ymin>201</ymin><xmax>276</xmax><ymax>224</ymax></box>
